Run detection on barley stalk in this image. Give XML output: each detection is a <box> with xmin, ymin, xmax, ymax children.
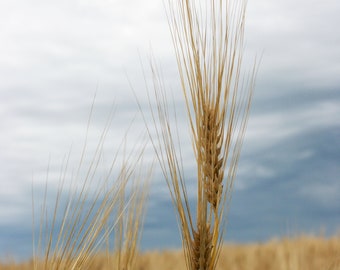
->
<box><xmin>32</xmin><ymin>101</ymin><xmax>149</xmax><ymax>270</ymax></box>
<box><xmin>114</xmin><ymin>160</ymin><xmax>151</xmax><ymax>270</ymax></box>
<box><xmin>149</xmin><ymin>0</ymin><xmax>258</xmax><ymax>269</ymax></box>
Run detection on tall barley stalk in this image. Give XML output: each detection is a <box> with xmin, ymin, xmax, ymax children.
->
<box><xmin>149</xmin><ymin>0</ymin><xmax>258</xmax><ymax>269</ymax></box>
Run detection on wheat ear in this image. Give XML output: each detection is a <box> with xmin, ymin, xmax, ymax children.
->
<box><xmin>149</xmin><ymin>0</ymin><xmax>258</xmax><ymax>269</ymax></box>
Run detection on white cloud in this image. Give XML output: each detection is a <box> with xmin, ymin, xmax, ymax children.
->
<box><xmin>245</xmin><ymin>98</ymin><xmax>340</xmax><ymax>152</ymax></box>
<box><xmin>246</xmin><ymin>0</ymin><xmax>340</xmax><ymax>91</ymax></box>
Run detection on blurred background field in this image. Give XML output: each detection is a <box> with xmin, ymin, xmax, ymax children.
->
<box><xmin>1</xmin><ymin>235</ymin><xmax>339</xmax><ymax>270</ymax></box>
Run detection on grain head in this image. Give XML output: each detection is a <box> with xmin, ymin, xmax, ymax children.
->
<box><xmin>149</xmin><ymin>0</ymin><xmax>258</xmax><ymax>269</ymax></box>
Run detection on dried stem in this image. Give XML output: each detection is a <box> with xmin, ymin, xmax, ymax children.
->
<box><xmin>32</xmin><ymin>101</ymin><xmax>150</xmax><ymax>270</ymax></box>
<box><xmin>149</xmin><ymin>0</ymin><xmax>258</xmax><ymax>269</ymax></box>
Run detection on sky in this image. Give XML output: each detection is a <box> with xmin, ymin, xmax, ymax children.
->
<box><xmin>1</xmin><ymin>0</ymin><xmax>340</xmax><ymax>261</ymax></box>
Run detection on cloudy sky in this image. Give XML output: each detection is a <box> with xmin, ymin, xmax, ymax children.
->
<box><xmin>1</xmin><ymin>0</ymin><xmax>340</xmax><ymax>260</ymax></box>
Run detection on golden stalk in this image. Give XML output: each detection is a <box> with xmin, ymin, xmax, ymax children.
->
<box><xmin>32</xmin><ymin>101</ymin><xmax>150</xmax><ymax>270</ymax></box>
<box><xmin>149</xmin><ymin>0</ymin><xmax>258</xmax><ymax>269</ymax></box>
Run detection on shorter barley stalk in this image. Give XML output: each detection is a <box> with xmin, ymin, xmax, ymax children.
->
<box><xmin>32</xmin><ymin>101</ymin><xmax>149</xmax><ymax>270</ymax></box>
<box><xmin>114</xmin><ymin>160</ymin><xmax>150</xmax><ymax>270</ymax></box>
<box><xmin>150</xmin><ymin>0</ymin><xmax>258</xmax><ymax>269</ymax></box>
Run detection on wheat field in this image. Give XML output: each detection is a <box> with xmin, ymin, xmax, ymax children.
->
<box><xmin>1</xmin><ymin>236</ymin><xmax>339</xmax><ymax>270</ymax></box>
<box><xmin>3</xmin><ymin>0</ymin><xmax>337</xmax><ymax>269</ymax></box>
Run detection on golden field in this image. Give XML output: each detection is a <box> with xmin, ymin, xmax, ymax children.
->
<box><xmin>0</xmin><ymin>0</ymin><xmax>337</xmax><ymax>269</ymax></box>
<box><xmin>1</xmin><ymin>236</ymin><xmax>339</xmax><ymax>270</ymax></box>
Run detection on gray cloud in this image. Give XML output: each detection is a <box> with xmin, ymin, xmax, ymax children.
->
<box><xmin>0</xmin><ymin>0</ymin><xmax>339</xmax><ymax>260</ymax></box>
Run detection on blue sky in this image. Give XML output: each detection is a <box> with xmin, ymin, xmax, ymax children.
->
<box><xmin>0</xmin><ymin>0</ymin><xmax>340</xmax><ymax>261</ymax></box>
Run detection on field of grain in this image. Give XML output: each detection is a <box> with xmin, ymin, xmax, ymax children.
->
<box><xmin>1</xmin><ymin>236</ymin><xmax>339</xmax><ymax>270</ymax></box>
<box><xmin>2</xmin><ymin>0</ymin><xmax>337</xmax><ymax>269</ymax></box>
